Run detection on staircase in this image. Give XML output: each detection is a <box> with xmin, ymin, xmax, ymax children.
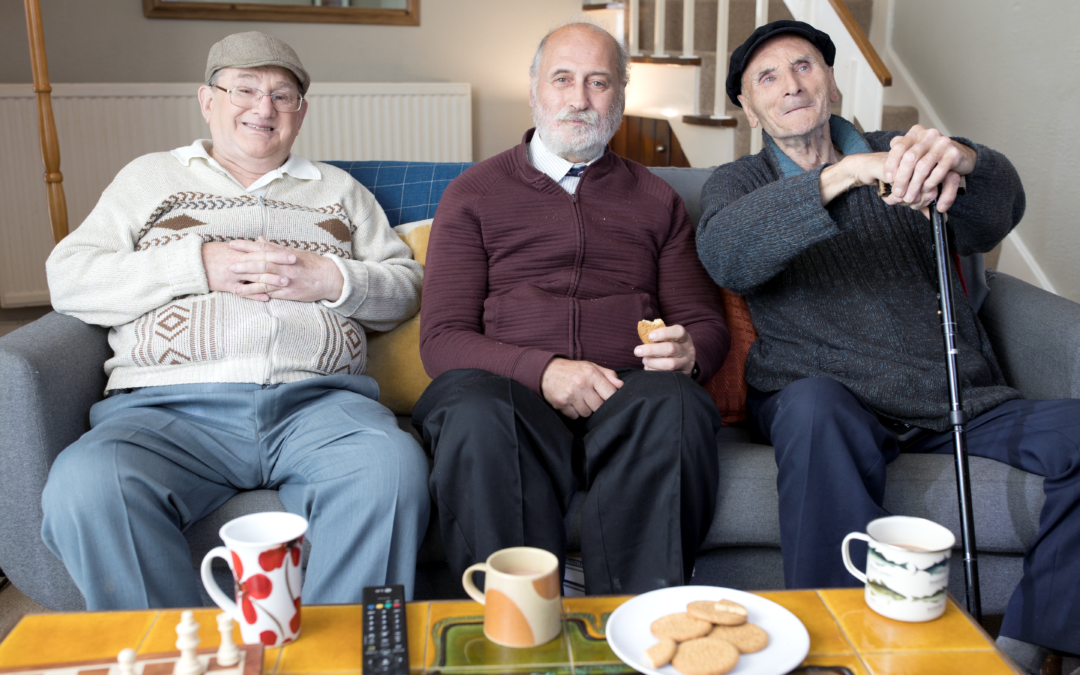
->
<box><xmin>587</xmin><ymin>0</ymin><xmax>919</xmax><ymax>165</ymax></box>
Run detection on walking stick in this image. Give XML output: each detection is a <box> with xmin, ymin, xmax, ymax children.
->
<box><xmin>928</xmin><ymin>198</ymin><xmax>982</xmax><ymax>621</ymax></box>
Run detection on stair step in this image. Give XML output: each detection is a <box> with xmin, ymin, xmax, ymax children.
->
<box><xmin>682</xmin><ymin>114</ymin><xmax>738</xmax><ymax>127</ymax></box>
<box><xmin>631</xmin><ymin>55</ymin><xmax>703</xmax><ymax>66</ymax></box>
<box><xmin>632</xmin><ymin>0</ymin><xmax>872</xmax><ymax>54</ymax></box>
<box><xmin>882</xmin><ymin>105</ymin><xmax>919</xmax><ymax>132</ymax></box>
<box><xmin>629</xmin><ymin>0</ymin><xmax>875</xmax><ymax>118</ymax></box>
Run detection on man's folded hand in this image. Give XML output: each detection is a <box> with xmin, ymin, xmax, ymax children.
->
<box><xmin>541</xmin><ymin>358</ymin><xmax>624</xmax><ymax>419</ymax></box>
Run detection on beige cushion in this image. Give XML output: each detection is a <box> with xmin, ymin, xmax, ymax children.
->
<box><xmin>365</xmin><ymin>219</ymin><xmax>433</xmax><ymax>414</ymax></box>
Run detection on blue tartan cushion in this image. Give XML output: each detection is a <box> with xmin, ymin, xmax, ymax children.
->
<box><xmin>323</xmin><ymin>160</ymin><xmax>474</xmax><ymax>227</ymax></box>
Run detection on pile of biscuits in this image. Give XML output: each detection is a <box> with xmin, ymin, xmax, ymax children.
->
<box><xmin>646</xmin><ymin>599</ymin><xmax>769</xmax><ymax>675</ymax></box>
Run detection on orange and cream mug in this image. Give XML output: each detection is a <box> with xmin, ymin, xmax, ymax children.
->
<box><xmin>462</xmin><ymin>547</ymin><xmax>562</xmax><ymax>648</ymax></box>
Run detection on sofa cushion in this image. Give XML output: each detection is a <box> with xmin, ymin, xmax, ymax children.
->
<box><xmin>646</xmin><ymin>166</ymin><xmax>716</xmax><ymax>226</ymax></box>
<box><xmin>704</xmin><ymin>290</ymin><xmax>757</xmax><ymax>424</ymax></box>
<box><xmin>365</xmin><ymin>220</ymin><xmax>434</xmax><ymax>415</ymax></box>
<box><xmin>323</xmin><ymin>161</ymin><xmax>473</xmax><ymax>227</ymax></box>
<box><xmin>699</xmin><ymin>440</ymin><xmax>1045</xmax><ymax>555</ymax></box>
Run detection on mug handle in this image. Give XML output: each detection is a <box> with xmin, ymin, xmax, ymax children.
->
<box><xmin>201</xmin><ymin>546</ymin><xmax>243</xmax><ymax>623</ymax></box>
<box><xmin>462</xmin><ymin>563</ymin><xmax>489</xmax><ymax>605</ymax></box>
<box><xmin>841</xmin><ymin>533</ymin><xmax>872</xmax><ymax>584</ymax></box>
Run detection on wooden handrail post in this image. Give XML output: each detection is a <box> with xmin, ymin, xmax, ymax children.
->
<box><xmin>24</xmin><ymin>0</ymin><xmax>68</xmax><ymax>244</ymax></box>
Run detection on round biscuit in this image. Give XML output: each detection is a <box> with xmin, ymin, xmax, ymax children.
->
<box><xmin>650</xmin><ymin>612</ymin><xmax>713</xmax><ymax>641</ymax></box>
<box><xmin>708</xmin><ymin>622</ymin><xmax>769</xmax><ymax>654</ymax></box>
<box><xmin>671</xmin><ymin>637</ymin><xmax>740</xmax><ymax>675</ymax></box>
<box><xmin>687</xmin><ymin>599</ymin><xmax>748</xmax><ymax>626</ymax></box>
<box><xmin>638</xmin><ymin>319</ymin><xmax>665</xmax><ymax>344</ymax></box>
<box><xmin>645</xmin><ymin>637</ymin><xmax>678</xmax><ymax>668</ymax></box>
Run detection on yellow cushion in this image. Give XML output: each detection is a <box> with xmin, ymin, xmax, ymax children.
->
<box><xmin>365</xmin><ymin>220</ymin><xmax>433</xmax><ymax>415</ymax></box>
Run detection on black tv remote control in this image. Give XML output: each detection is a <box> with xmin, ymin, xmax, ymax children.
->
<box><xmin>363</xmin><ymin>585</ymin><xmax>409</xmax><ymax>675</ymax></box>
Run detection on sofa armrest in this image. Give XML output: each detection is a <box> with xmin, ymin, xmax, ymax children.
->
<box><xmin>980</xmin><ymin>271</ymin><xmax>1080</xmax><ymax>400</ymax></box>
<box><xmin>0</xmin><ymin>312</ymin><xmax>110</xmax><ymax>609</ymax></box>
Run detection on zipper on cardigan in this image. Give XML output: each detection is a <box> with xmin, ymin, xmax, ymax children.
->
<box><xmin>567</xmin><ymin>190</ymin><xmax>585</xmax><ymax>360</ymax></box>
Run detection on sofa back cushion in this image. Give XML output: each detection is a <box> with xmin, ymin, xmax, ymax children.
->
<box><xmin>364</xmin><ymin>219</ymin><xmax>434</xmax><ymax>414</ymax></box>
<box><xmin>323</xmin><ymin>161</ymin><xmax>474</xmax><ymax>226</ymax></box>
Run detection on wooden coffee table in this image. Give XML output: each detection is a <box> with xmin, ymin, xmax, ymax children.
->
<box><xmin>0</xmin><ymin>590</ymin><xmax>1020</xmax><ymax>674</ymax></box>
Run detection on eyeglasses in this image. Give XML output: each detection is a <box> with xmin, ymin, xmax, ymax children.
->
<box><xmin>215</xmin><ymin>85</ymin><xmax>303</xmax><ymax>113</ymax></box>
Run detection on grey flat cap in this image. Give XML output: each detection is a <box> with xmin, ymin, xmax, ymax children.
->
<box><xmin>206</xmin><ymin>31</ymin><xmax>310</xmax><ymax>94</ymax></box>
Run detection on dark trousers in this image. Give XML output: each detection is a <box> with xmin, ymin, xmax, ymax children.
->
<box><xmin>413</xmin><ymin>368</ymin><xmax>721</xmax><ymax>595</ymax></box>
<box><xmin>748</xmin><ymin>377</ymin><xmax>1080</xmax><ymax>653</ymax></box>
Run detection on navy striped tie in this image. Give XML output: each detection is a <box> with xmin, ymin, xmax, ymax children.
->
<box><xmin>565</xmin><ymin>164</ymin><xmax>587</xmax><ymax>177</ymax></box>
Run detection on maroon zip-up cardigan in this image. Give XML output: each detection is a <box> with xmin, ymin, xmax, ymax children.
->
<box><xmin>420</xmin><ymin>130</ymin><xmax>729</xmax><ymax>397</ymax></box>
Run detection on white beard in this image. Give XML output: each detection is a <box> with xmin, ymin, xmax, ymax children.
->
<box><xmin>533</xmin><ymin>100</ymin><xmax>623</xmax><ymax>163</ymax></box>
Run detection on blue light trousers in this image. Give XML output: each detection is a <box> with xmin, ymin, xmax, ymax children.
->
<box><xmin>41</xmin><ymin>374</ymin><xmax>430</xmax><ymax>609</ymax></box>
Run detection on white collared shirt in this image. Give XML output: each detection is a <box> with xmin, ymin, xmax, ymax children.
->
<box><xmin>527</xmin><ymin>132</ymin><xmax>604</xmax><ymax>195</ymax></box>
<box><xmin>170</xmin><ymin>139</ymin><xmax>321</xmax><ymax>197</ymax></box>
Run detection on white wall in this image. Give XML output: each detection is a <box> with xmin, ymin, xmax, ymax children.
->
<box><xmin>0</xmin><ymin>0</ymin><xmax>580</xmax><ymax>162</ymax></box>
<box><xmin>890</xmin><ymin>0</ymin><xmax>1080</xmax><ymax>302</ymax></box>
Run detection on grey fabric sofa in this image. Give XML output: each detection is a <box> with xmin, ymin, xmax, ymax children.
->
<box><xmin>2</xmin><ymin>166</ymin><xmax>1077</xmax><ymax>617</ymax></box>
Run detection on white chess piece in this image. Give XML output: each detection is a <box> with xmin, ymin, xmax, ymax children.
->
<box><xmin>117</xmin><ymin>648</ymin><xmax>137</xmax><ymax>675</ymax></box>
<box><xmin>174</xmin><ymin>610</ymin><xmax>204</xmax><ymax>675</ymax></box>
<box><xmin>215</xmin><ymin>612</ymin><xmax>240</xmax><ymax>667</ymax></box>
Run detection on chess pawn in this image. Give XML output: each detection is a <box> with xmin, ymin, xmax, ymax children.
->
<box><xmin>117</xmin><ymin>648</ymin><xmax>137</xmax><ymax>675</ymax></box>
<box><xmin>215</xmin><ymin>612</ymin><xmax>240</xmax><ymax>667</ymax></box>
<box><xmin>174</xmin><ymin>610</ymin><xmax>204</xmax><ymax>675</ymax></box>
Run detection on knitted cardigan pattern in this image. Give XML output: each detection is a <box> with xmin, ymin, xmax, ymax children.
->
<box><xmin>696</xmin><ymin>118</ymin><xmax>1025</xmax><ymax>431</ymax></box>
<box><xmin>47</xmin><ymin>148</ymin><xmax>422</xmax><ymax>391</ymax></box>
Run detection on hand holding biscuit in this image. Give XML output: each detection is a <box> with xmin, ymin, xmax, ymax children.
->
<box><xmin>541</xmin><ymin>358</ymin><xmax>624</xmax><ymax>419</ymax></box>
<box><xmin>635</xmin><ymin>319</ymin><xmax>696</xmax><ymax>376</ymax></box>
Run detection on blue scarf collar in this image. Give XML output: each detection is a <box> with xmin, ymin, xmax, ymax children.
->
<box><xmin>765</xmin><ymin>115</ymin><xmax>872</xmax><ymax>178</ymax></box>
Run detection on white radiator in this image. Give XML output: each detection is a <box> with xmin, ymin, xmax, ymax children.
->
<box><xmin>0</xmin><ymin>82</ymin><xmax>472</xmax><ymax>308</ymax></box>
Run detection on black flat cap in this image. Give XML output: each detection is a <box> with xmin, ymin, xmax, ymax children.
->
<box><xmin>726</xmin><ymin>20</ymin><xmax>835</xmax><ymax>107</ymax></box>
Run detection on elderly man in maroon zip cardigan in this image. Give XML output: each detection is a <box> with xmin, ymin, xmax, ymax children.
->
<box><xmin>413</xmin><ymin>23</ymin><xmax>729</xmax><ymax>595</ymax></box>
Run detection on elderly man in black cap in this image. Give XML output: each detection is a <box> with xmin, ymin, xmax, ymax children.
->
<box><xmin>41</xmin><ymin>32</ymin><xmax>429</xmax><ymax>612</ymax></box>
<box><xmin>696</xmin><ymin>20</ymin><xmax>1080</xmax><ymax>671</ymax></box>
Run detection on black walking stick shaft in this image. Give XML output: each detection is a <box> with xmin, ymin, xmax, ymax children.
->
<box><xmin>929</xmin><ymin>200</ymin><xmax>982</xmax><ymax>621</ymax></box>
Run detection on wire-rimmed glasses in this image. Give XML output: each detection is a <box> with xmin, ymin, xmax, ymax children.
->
<box><xmin>215</xmin><ymin>85</ymin><xmax>303</xmax><ymax>113</ymax></box>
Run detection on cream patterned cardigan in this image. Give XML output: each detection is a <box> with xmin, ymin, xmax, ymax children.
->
<box><xmin>46</xmin><ymin>146</ymin><xmax>423</xmax><ymax>392</ymax></box>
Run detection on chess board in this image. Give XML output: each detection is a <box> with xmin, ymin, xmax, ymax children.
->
<box><xmin>0</xmin><ymin>645</ymin><xmax>262</xmax><ymax>675</ymax></box>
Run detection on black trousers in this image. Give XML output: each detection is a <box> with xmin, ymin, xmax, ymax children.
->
<box><xmin>748</xmin><ymin>377</ymin><xmax>1080</xmax><ymax>654</ymax></box>
<box><xmin>413</xmin><ymin>368</ymin><xmax>721</xmax><ymax>595</ymax></box>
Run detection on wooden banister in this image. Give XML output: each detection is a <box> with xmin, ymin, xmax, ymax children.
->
<box><xmin>827</xmin><ymin>0</ymin><xmax>891</xmax><ymax>87</ymax></box>
<box><xmin>24</xmin><ymin>0</ymin><xmax>68</xmax><ymax>244</ymax></box>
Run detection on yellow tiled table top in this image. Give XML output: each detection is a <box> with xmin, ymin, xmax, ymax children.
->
<box><xmin>0</xmin><ymin>590</ymin><xmax>1020</xmax><ymax>675</ymax></box>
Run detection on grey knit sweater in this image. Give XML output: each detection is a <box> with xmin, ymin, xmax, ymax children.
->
<box><xmin>696</xmin><ymin>116</ymin><xmax>1025</xmax><ymax>431</ymax></box>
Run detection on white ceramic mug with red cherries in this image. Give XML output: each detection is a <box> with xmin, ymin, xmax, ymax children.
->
<box><xmin>462</xmin><ymin>547</ymin><xmax>562</xmax><ymax>648</ymax></box>
<box><xmin>201</xmin><ymin>512</ymin><xmax>307</xmax><ymax>647</ymax></box>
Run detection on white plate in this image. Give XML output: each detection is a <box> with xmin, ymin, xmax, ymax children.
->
<box><xmin>606</xmin><ymin>586</ymin><xmax>810</xmax><ymax>675</ymax></box>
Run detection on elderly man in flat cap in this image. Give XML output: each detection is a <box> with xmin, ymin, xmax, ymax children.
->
<box><xmin>41</xmin><ymin>32</ymin><xmax>429</xmax><ymax>610</ymax></box>
<box><xmin>696</xmin><ymin>19</ymin><xmax>1080</xmax><ymax>671</ymax></box>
